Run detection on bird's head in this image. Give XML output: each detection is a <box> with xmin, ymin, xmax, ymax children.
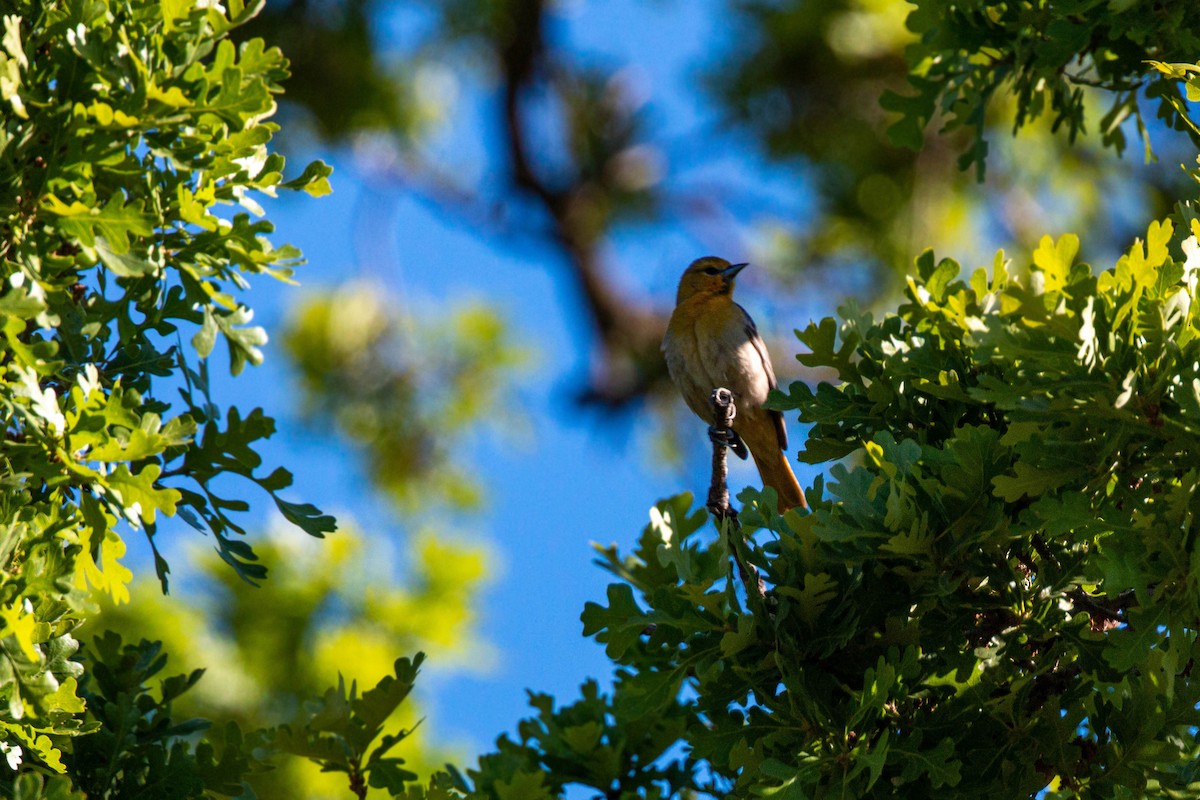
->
<box><xmin>675</xmin><ymin>256</ymin><xmax>748</xmax><ymax>304</ymax></box>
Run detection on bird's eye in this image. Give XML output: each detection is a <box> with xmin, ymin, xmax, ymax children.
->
<box><xmin>703</xmin><ymin>267</ymin><xmax>721</xmax><ymax>276</ymax></box>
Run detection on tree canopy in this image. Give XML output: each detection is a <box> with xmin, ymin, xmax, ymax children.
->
<box><xmin>5</xmin><ymin>0</ymin><xmax>1200</xmax><ymax>798</ymax></box>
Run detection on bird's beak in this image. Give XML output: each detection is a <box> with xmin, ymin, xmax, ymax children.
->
<box><xmin>720</xmin><ymin>262</ymin><xmax>749</xmax><ymax>282</ymax></box>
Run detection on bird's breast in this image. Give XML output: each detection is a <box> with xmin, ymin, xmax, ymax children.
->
<box><xmin>664</xmin><ymin>296</ymin><xmax>772</xmax><ymax>411</ymax></box>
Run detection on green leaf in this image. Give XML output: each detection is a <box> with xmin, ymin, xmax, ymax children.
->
<box><xmin>992</xmin><ymin>461</ymin><xmax>1081</xmax><ymax>502</ymax></box>
<box><xmin>95</xmin><ymin>238</ymin><xmax>158</xmax><ymax>277</ymax></box>
<box><xmin>0</xmin><ymin>282</ymin><xmax>45</xmax><ymax>318</ymax></box>
<box><xmin>561</xmin><ymin>721</ymin><xmax>603</xmax><ymax>754</ymax></box>
<box><xmin>103</xmin><ymin>463</ymin><xmax>181</xmax><ymax>524</ymax></box>
<box><xmin>203</xmin><ymin>62</ymin><xmax>273</xmax><ymax>128</ymax></box>
<box><xmin>274</xmin><ymin>496</ymin><xmax>336</xmax><ymax>538</ymax></box>
<box><xmin>1104</xmin><ymin>606</ymin><xmax>1168</xmax><ymax>672</ymax></box>
<box><xmin>281</xmin><ymin>160</ymin><xmax>334</xmax><ymax>197</ymax></box>
<box><xmin>880</xmin><ymin>76</ymin><xmax>938</xmax><ymax>150</ymax></box>
<box><xmin>75</xmin><ymin>494</ymin><xmax>133</xmax><ymax>603</ymax></box>
<box><xmin>581</xmin><ymin>584</ymin><xmax>647</xmax><ymax>659</ymax></box>
<box><xmin>213</xmin><ymin>306</ymin><xmax>267</xmax><ymax>375</ymax></box>
<box><xmin>495</xmin><ymin>770</ymin><xmax>554</xmax><ymax>800</ymax></box>
<box><xmin>617</xmin><ymin>666</ymin><xmax>686</xmax><ymax>719</ymax></box>
<box><xmin>193</xmin><ymin>306</ymin><xmax>219</xmax><ymax>358</ymax></box>
<box><xmin>87</xmin><ymin>425</ymin><xmax>178</xmax><ymax>462</ymax></box>
<box><xmin>895</xmin><ymin>736</ymin><xmax>961</xmax><ymax>788</ymax></box>
<box><xmin>775</xmin><ymin>572</ymin><xmax>838</xmax><ymax>626</ymax></box>
<box><xmin>41</xmin><ymin>194</ymin><xmax>153</xmax><ymax>253</ymax></box>
<box><xmin>646</xmin><ymin>493</ymin><xmax>707</xmax><ymax>582</ymax></box>
<box><xmin>795</xmin><ymin>316</ymin><xmax>859</xmax><ymax>379</ymax></box>
<box><xmin>1032</xmin><ymin>233</ymin><xmax>1079</xmax><ymax>295</ymax></box>
<box><xmin>161</xmin><ymin>0</ymin><xmax>194</xmax><ymax>32</ymax></box>
<box><xmin>367</xmin><ymin>759</ymin><xmax>419</xmax><ymax>792</ymax></box>
<box><xmin>354</xmin><ymin>654</ymin><xmax>423</xmax><ymax>739</ymax></box>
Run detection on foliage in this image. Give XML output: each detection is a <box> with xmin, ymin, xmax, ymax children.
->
<box><xmin>64</xmin><ymin>632</ymin><xmax>268</xmax><ymax>799</ymax></box>
<box><xmin>5</xmin><ymin>632</ymin><xmax>268</xmax><ymax>799</ymax></box>
<box><xmin>883</xmin><ymin>0</ymin><xmax>1200</xmax><ymax>175</ymax></box>
<box><xmin>452</xmin><ymin>677</ymin><xmax>698</xmax><ymax>800</ymax></box>
<box><xmin>717</xmin><ymin>0</ymin><xmax>1198</xmax><ymax>285</ymax></box>
<box><xmin>272</xmin><ymin>655</ymin><xmax>425</xmax><ymax>798</ymax></box>
<box><xmin>1153</xmin><ymin>60</ymin><xmax>1200</xmax><ymax>158</ymax></box>
<box><xmin>0</xmin><ymin>0</ymin><xmax>330</xmax><ymax>782</ymax></box>
<box><xmin>92</xmin><ymin>523</ymin><xmax>490</xmax><ymax>799</ymax></box>
<box><xmin>229</xmin><ymin>0</ymin><xmax>1200</xmax><ymax>440</ymax></box>
<box><xmin>282</xmin><ymin>285</ymin><xmax>525</xmax><ymax>511</ymax></box>
<box><xmin>231</xmin><ymin>0</ymin><xmax>422</xmax><ymax>142</ymax></box>
<box><xmin>715</xmin><ymin>0</ymin><xmax>935</xmax><ymax>273</ymax></box>
<box><xmin>8</xmin><ymin>0</ymin><xmax>1200</xmax><ymax>797</ymax></box>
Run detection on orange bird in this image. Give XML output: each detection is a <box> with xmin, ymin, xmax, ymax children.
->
<box><xmin>662</xmin><ymin>256</ymin><xmax>807</xmax><ymax>512</ymax></box>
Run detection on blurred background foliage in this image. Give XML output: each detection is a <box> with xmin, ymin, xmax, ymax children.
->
<box><xmin>282</xmin><ymin>283</ymin><xmax>526</xmax><ymax>512</ymax></box>
<box><xmin>93</xmin><ymin>523</ymin><xmax>490</xmax><ymax>797</ymax></box>
<box><xmin>92</xmin><ymin>0</ymin><xmax>1200</xmax><ymax>795</ymax></box>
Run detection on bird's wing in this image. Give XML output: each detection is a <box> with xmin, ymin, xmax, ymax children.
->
<box><xmin>737</xmin><ymin>305</ymin><xmax>775</xmax><ymax>387</ymax></box>
<box><xmin>663</xmin><ymin>321</ymin><xmax>715</xmax><ymax>421</ymax></box>
<box><xmin>739</xmin><ymin>304</ymin><xmax>789</xmax><ymax>452</ymax></box>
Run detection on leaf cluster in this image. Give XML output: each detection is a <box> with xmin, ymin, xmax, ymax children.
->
<box><xmin>142</xmin><ymin>206</ymin><xmax>1200</xmax><ymax>799</ymax></box>
<box><xmin>0</xmin><ymin>0</ymin><xmax>330</xmax><ymax>777</ymax></box>
<box><xmin>91</xmin><ymin>521</ymin><xmax>490</xmax><ymax>798</ymax></box>
<box><xmin>57</xmin><ymin>632</ymin><xmax>266</xmax><ymax>799</ymax></box>
<box><xmin>883</xmin><ymin>0</ymin><xmax>1200</xmax><ymax>175</ymax></box>
<box><xmin>441</xmin><ymin>675</ymin><xmax>697</xmax><ymax>800</ymax></box>
<box><xmin>271</xmin><ymin>655</ymin><xmax>425</xmax><ymax>798</ymax></box>
<box><xmin>5</xmin><ymin>632</ymin><xmax>266</xmax><ymax>799</ymax></box>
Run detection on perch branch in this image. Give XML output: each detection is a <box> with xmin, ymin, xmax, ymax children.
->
<box><xmin>707</xmin><ymin>388</ymin><xmax>766</xmax><ymax>605</ymax></box>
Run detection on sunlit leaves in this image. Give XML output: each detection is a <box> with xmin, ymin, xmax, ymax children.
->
<box><xmin>281</xmin><ymin>159</ymin><xmax>334</xmax><ymax>197</ymax></box>
<box><xmin>72</xmin><ymin>495</ymin><xmax>133</xmax><ymax>605</ymax></box>
<box><xmin>772</xmin><ymin>210</ymin><xmax>1200</xmax><ymax>795</ymax></box>
<box><xmin>885</xmin><ymin>4</ymin><xmax>1200</xmax><ymax>175</ymax></box>
<box><xmin>40</xmin><ymin>195</ymin><xmax>154</xmax><ymax>255</ymax></box>
<box><xmin>1149</xmin><ymin>61</ymin><xmax>1200</xmax><ymax>141</ymax></box>
<box><xmin>0</xmin><ymin>0</ymin><xmax>332</xmax><ymax>776</ymax></box>
<box><xmin>1032</xmin><ymin>233</ymin><xmax>1079</xmax><ymax>296</ymax></box>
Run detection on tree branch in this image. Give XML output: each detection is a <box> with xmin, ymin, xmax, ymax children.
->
<box><xmin>494</xmin><ymin>3</ymin><xmax>669</xmax><ymax>409</ymax></box>
<box><xmin>708</xmin><ymin>389</ymin><xmax>765</xmax><ymax>605</ymax></box>
<box><xmin>1065</xmin><ymin>587</ymin><xmax>1136</xmax><ymax>631</ymax></box>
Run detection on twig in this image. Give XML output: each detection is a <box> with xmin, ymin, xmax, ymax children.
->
<box><xmin>1065</xmin><ymin>587</ymin><xmax>1137</xmax><ymax>631</ymax></box>
<box><xmin>347</xmin><ymin>756</ymin><xmax>367</xmax><ymax>800</ymax></box>
<box><xmin>707</xmin><ymin>388</ymin><xmax>766</xmax><ymax>605</ymax></box>
<box><xmin>1030</xmin><ymin>533</ymin><xmax>1055</xmax><ymax>562</ymax></box>
<box><xmin>706</xmin><ymin>388</ymin><xmax>735</xmax><ymax>519</ymax></box>
<box><xmin>1018</xmin><ymin>537</ymin><xmax>1137</xmax><ymax>630</ymax></box>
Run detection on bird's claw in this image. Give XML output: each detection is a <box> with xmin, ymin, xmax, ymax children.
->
<box><xmin>708</xmin><ymin>426</ymin><xmax>749</xmax><ymax>460</ymax></box>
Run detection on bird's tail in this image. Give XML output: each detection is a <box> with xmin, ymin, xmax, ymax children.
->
<box><xmin>751</xmin><ymin>448</ymin><xmax>808</xmax><ymax>513</ymax></box>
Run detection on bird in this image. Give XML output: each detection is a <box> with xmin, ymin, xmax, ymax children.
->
<box><xmin>662</xmin><ymin>256</ymin><xmax>807</xmax><ymax>513</ymax></box>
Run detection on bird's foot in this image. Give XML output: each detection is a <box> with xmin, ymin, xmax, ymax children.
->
<box><xmin>708</xmin><ymin>426</ymin><xmax>749</xmax><ymax>460</ymax></box>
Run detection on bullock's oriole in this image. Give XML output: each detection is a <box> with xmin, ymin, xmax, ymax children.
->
<box><xmin>662</xmin><ymin>256</ymin><xmax>807</xmax><ymax>512</ymax></box>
